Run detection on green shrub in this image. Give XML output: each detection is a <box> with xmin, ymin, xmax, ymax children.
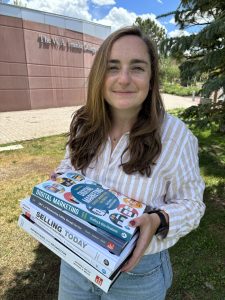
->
<box><xmin>178</xmin><ymin>100</ymin><xmax>225</xmax><ymax>133</ymax></box>
<box><xmin>161</xmin><ymin>82</ymin><xmax>200</xmax><ymax>97</ymax></box>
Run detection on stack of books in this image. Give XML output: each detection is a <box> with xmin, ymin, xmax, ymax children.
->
<box><xmin>18</xmin><ymin>171</ymin><xmax>146</xmax><ymax>292</ymax></box>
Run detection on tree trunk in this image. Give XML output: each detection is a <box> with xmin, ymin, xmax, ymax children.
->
<box><xmin>213</xmin><ymin>90</ymin><xmax>218</xmax><ymax>103</ymax></box>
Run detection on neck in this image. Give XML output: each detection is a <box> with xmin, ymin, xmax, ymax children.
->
<box><xmin>109</xmin><ymin>109</ymin><xmax>138</xmax><ymax>142</ymax></box>
<box><xmin>110</xmin><ymin>108</ymin><xmax>139</xmax><ymax>131</ymax></box>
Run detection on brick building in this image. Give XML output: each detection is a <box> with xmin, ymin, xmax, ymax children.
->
<box><xmin>0</xmin><ymin>3</ymin><xmax>110</xmax><ymax>112</ymax></box>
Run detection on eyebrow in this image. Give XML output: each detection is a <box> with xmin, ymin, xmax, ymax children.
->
<box><xmin>108</xmin><ymin>59</ymin><xmax>149</xmax><ymax>65</ymax></box>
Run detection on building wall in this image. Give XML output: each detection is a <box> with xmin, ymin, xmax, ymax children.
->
<box><xmin>0</xmin><ymin>13</ymin><xmax>105</xmax><ymax>112</ymax></box>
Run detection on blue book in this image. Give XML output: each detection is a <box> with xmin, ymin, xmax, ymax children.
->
<box><xmin>32</xmin><ymin>171</ymin><xmax>146</xmax><ymax>242</ymax></box>
<box><xmin>30</xmin><ymin>194</ymin><xmax>129</xmax><ymax>255</ymax></box>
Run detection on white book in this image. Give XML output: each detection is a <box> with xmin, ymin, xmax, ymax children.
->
<box><xmin>20</xmin><ymin>197</ymin><xmax>137</xmax><ymax>276</ymax></box>
<box><xmin>18</xmin><ymin>214</ymin><xmax>122</xmax><ymax>293</ymax></box>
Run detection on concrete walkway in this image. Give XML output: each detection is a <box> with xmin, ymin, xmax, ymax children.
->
<box><xmin>0</xmin><ymin>93</ymin><xmax>199</xmax><ymax>145</ymax></box>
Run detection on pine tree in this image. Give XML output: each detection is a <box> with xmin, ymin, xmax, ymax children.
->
<box><xmin>158</xmin><ymin>0</ymin><xmax>225</xmax><ymax>99</ymax></box>
<box><xmin>134</xmin><ymin>17</ymin><xmax>166</xmax><ymax>51</ymax></box>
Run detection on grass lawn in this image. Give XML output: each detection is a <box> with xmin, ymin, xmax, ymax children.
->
<box><xmin>167</xmin><ymin>126</ymin><xmax>225</xmax><ymax>299</ymax></box>
<box><xmin>0</xmin><ymin>128</ymin><xmax>224</xmax><ymax>299</ymax></box>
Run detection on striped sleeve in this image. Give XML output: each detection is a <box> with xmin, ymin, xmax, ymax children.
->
<box><xmin>55</xmin><ymin>145</ymin><xmax>74</xmax><ymax>174</ymax></box>
<box><xmin>145</xmin><ymin>131</ymin><xmax>205</xmax><ymax>254</ymax></box>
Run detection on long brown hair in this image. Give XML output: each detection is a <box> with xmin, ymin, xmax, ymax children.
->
<box><xmin>68</xmin><ymin>26</ymin><xmax>165</xmax><ymax>176</ymax></box>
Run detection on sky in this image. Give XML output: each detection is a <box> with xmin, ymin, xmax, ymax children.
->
<box><xmin>5</xmin><ymin>0</ymin><xmax>190</xmax><ymax>37</ymax></box>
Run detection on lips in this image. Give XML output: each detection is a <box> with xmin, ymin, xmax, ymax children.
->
<box><xmin>113</xmin><ymin>91</ymin><xmax>135</xmax><ymax>94</ymax></box>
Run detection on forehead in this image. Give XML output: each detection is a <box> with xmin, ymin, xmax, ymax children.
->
<box><xmin>109</xmin><ymin>35</ymin><xmax>150</xmax><ymax>61</ymax></box>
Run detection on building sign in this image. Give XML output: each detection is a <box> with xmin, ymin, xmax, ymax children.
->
<box><xmin>38</xmin><ymin>35</ymin><xmax>98</xmax><ymax>54</ymax></box>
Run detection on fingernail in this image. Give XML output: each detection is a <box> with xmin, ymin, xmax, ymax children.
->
<box><xmin>129</xmin><ymin>220</ymin><xmax>136</xmax><ymax>226</ymax></box>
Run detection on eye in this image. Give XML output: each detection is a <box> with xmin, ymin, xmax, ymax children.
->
<box><xmin>107</xmin><ymin>65</ymin><xmax>119</xmax><ymax>72</ymax></box>
<box><xmin>131</xmin><ymin>66</ymin><xmax>145</xmax><ymax>72</ymax></box>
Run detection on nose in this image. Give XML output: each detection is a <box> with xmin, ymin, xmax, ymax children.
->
<box><xmin>118</xmin><ymin>69</ymin><xmax>131</xmax><ymax>85</ymax></box>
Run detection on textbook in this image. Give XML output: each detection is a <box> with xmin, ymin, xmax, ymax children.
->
<box><xmin>21</xmin><ymin>197</ymin><xmax>138</xmax><ymax>274</ymax></box>
<box><xmin>30</xmin><ymin>194</ymin><xmax>128</xmax><ymax>255</ymax></box>
<box><xmin>18</xmin><ymin>214</ymin><xmax>123</xmax><ymax>292</ymax></box>
<box><xmin>32</xmin><ymin>171</ymin><xmax>146</xmax><ymax>242</ymax></box>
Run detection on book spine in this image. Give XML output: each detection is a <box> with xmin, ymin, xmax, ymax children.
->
<box><xmin>32</xmin><ymin>186</ymin><xmax>132</xmax><ymax>241</ymax></box>
<box><xmin>26</xmin><ymin>210</ymin><xmax>114</xmax><ymax>277</ymax></box>
<box><xmin>21</xmin><ymin>200</ymin><xmax>120</xmax><ymax>272</ymax></box>
<box><xmin>18</xmin><ymin>214</ymin><xmax>121</xmax><ymax>293</ymax></box>
<box><xmin>30</xmin><ymin>194</ymin><xmax>126</xmax><ymax>255</ymax></box>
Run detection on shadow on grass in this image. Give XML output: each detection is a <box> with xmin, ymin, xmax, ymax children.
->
<box><xmin>198</xmin><ymin>135</ymin><xmax>225</xmax><ymax>208</ymax></box>
<box><xmin>204</xmin><ymin>182</ymin><xmax>225</xmax><ymax>208</ymax></box>
<box><xmin>166</xmin><ymin>127</ymin><xmax>225</xmax><ymax>299</ymax></box>
<box><xmin>198</xmin><ymin>133</ymin><xmax>225</xmax><ymax>178</ymax></box>
<box><xmin>3</xmin><ymin>244</ymin><xmax>60</xmax><ymax>300</ymax></box>
<box><xmin>0</xmin><ymin>269</ymin><xmax>4</xmax><ymax>289</ymax></box>
<box><xmin>167</xmin><ymin>183</ymin><xmax>225</xmax><ymax>300</ymax></box>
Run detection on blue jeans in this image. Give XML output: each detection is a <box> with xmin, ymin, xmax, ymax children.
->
<box><xmin>58</xmin><ymin>250</ymin><xmax>173</xmax><ymax>300</ymax></box>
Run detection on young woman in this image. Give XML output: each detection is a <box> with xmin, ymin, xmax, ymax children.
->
<box><xmin>53</xmin><ymin>26</ymin><xmax>205</xmax><ymax>300</ymax></box>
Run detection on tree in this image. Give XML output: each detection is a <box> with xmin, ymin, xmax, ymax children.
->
<box><xmin>158</xmin><ymin>0</ymin><xmax>225</xmax><ymax>99</ymax></box>
<box><xmin>160</xmin><ymin>57</ymin><xmax>180</xmax><ymax>83</ymax></box>
<box><xmin>134</xmin><ymin>17</ymin><xmax>166</xmax><ymax>51</ymax></box>
<box><xmin>178</xmin><ymin>100</ymin><xmax>225</xmax><ymax>133</ymax></box>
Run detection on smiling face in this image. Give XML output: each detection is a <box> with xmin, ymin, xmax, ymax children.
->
<box><xmin>103</xmin><ymin>35</ymin><xmax>151</xmax><ymax>117</ymax></box>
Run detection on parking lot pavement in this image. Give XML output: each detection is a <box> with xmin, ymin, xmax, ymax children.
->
<box><xmin>0</xmin><ymin>94</ymin><xmax>199</xmax><ymax>145</ymax></box>
<box><xmin>0</xmin><ymin>106</ymin><xmax>80</xmax><ymax>145</ymax></box>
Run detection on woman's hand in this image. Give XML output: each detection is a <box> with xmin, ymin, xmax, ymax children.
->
<box><xmin>121</xmin><ymin>213</ymin><xmax>161</xmax><ymax>272</ymax></box>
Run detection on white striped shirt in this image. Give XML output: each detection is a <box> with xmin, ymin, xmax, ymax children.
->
<box><xmin>56</xmin><ymin>113</ymin><xmax>205</xmax><ymax>255</ymax></box>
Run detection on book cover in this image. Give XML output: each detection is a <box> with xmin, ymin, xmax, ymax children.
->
<box><xmin>18</xmin><ymin>214</ymin><xmax>122</xmax><ymax>292</ymax></box>
<box><xmin>21</xmin><ymin>197</ymin><xmax>138</xmax><ymax>273</ymax></box>
<box><xmin>32</xmin><ymin>171</ymin><xmax>146</xmax><ymax>241</ymax></box>
<box><xmin>30</xmin><ymin>194</ymin><xmax>128</xmax><ymax>255</ymax></box>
